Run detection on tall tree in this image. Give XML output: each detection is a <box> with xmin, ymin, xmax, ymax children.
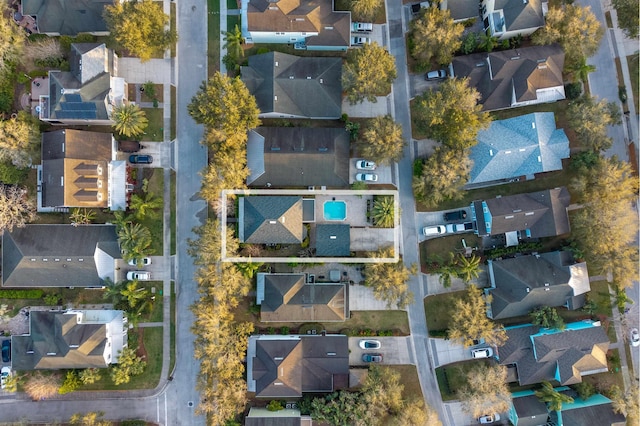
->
<box><xmin>0</xmin><ymin>112</ymin><xmax>41</xmax><ymax>168</ymax></box>
<box><xmin>188</xmin><ymin>72</ymin><xmax>260</xmax><ymax>144</ymax></box>
<box><xmin>129</xmin><ymin>192</ymin><xmax>163</xmax><ymax>220</ymax></box>
<box><xmin>530</xmin><ymin>306</ymin><xmax>566</xmax><ymax>330</ymax></box>
<box><xmin>458</xmin><ymin>364</ymin><xmax>511</xmax><ymax>418</ymax></box>
<box><xmin>223</xmin><ymin>24</ymin><xmax>244</xmax><ymax>61</ymax></box>
<box><xmin>79</xmin><ymin>368</ymin><xmax>102</xmax><ymax>385</ymax></box>
<box><xmin>70</xmin><ymin>208</ymin><xmax>96</xmax><ymax>226</ymax></box>
<box><xmin>391</xmin><ymin>398</ymin><xmax>442</xmax><ymax>426</ymax></box>
<box><xmin>610</xmin><ymin>384</ymin><xmax>639</xmax><ymax>424</ymax></box>
<box><xmin>535</xmin><ymin>381</ymin><xmax>574</xmax><ymax>411</ymax></box>
<box><xmin>359</xmin><ymin>115</ymin><xmax>405</xmax><ymax>165</ymax></box>
<box><xmin>569</xmin><ymin>56</ymin><xmax>596</xmax><ymax>84</ymax></box>
<box><xmin>477</xmin><ymin>30</ymin><xmax>499</xmax><ymax>53</ymax></box>
<box><xmin>362</xmin><ymin>365</ymin><xmax>404</xmax><ymax>418</ymax></box>
<box><xmin>343</xmin><ymin>42</ymin><xmax>397</xmax><ymax>105</ymax></box>
<box><xmin>117</xmin><ymin>222</ymin><xmax>153</xmax><ymax>262</ymax></box>
<box><xmin>0</xmin><ymin>7</ymin><xmax>26</xmax><ymax>75</ymax></box>
<box><xmin>453</xmin><ymin>254</ymin><xmax>482</xmax><ymax>283</ymax></box>
<box><xmin>24</xmin><ymin>372</ymin><xmax>60</xmax><ymax>400</ymax></box>
<box><xmin>612</xmin><ymin>0</ymin><xmax>639</xmax><ymax>38</ymax></box>
<box><xmin>0</xmin><ymin>184</ymin><xmax>37</xmax><ymax>233</ymax></box>
<box><xmin>413</xmin><ymin>78</ymin><xmax>490</xmax><ymax>148</ymax></box>
<box><xmin>567</xmin><ymin>96</ymin><xmax>621</xmax><ymax>152</ymax></box>
<box><xmin>110</xmin><ymin>346</ymin><xmax>146</xmax><ymax>385</ymax></box>
<box><xmin>371</xmin><ymin>195</ymin><xmax>395</xmax><ymax>228</ymax></box>
<box><xmin>112</xmin><ymin>103</ymin><xmax>149</xmax><ymax>138</ymax></box>
<box><xmin>363</xmin><ymin>248</ymin><xmax>416</xmax><ymax>309</ymax></box>
<box><xmin>532</xmin><ymin>4</ymin><xmax>603</xmax><ymax>66</ymax></box>
<box><xmin>350</xmin><ymin>0</ymin><xmax>383</xmax><ymax>21</ymax></box>
<box><xmin>448</xmin><ymin>284</ymin><xmax>508</xmax><ymax>347</ymax></box>
<box><xmin>412</xmin><ymin>147</ymin><xmax>472</xmax><ymax>207</ymax></box>
<box><xmin>103</xmin><ymin>0</ymin><xmax>177</xmax><ymax>62</ymax></box>
<box><xmin>120</xmin><ymin>280</ymin><xmax>150</xmax><ymax>309</ymax></box>
<box><xmin>410</xmin><ymin>7</ymin><xmax>464</xmax><ymax>68</ymax></box>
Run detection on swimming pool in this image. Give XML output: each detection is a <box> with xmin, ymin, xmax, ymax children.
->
<box><xmin>323</xmin><ymin>200</ymin><xmax>347</xmax><ymax>221</ymax></box>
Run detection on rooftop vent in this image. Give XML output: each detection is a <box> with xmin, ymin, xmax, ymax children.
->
<box><xmin>489</xmin><ymin>149</ymin><xmax>494</xmax><ymax>156</ymax></box>
<box><xmin>307</xmin><ymin>76</ymin><xmax>311</xmax><ymax>79</ymax></box>
<box><xmin>532</xmin><ymin>122</ymin><xmax>536</xmax><ymax>129</ymax></box>
<box><xmin>269</xmin><ymin>220</ymin><xmax>277</xmax><ymax>224</ymax></box>
<box><xmin>289</xmin><ymin>75</ymin><xmax>294</xmax><ymax>79</ymax></box>
<box><xmin>327</xmin><ymin>352</ymin><xmax>336</xmax><ymax>356</ymax></box>
<box><xmin>319</xmin><ymin>78</ymin><xmax>323</xmax><ymax>83</ymax></box>
<box><xmin>330</xmin><ymin>236</ymin><xmax>337</xmax><ymax>239</ymax></box>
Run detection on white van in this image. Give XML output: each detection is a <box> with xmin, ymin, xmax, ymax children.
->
<box><xmin>423</xmin><ymin>225</ymin><xmax>446</xmax><ymax>236</ymax></box>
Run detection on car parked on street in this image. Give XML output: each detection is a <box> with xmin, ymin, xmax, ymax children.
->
<box><xmin>444</xmin><ymin>210</ymin><xmax>467</xmax><ymax>221</ymax></box>
<box><xmin>479</xmin><ymin>413</ymin><xmax>501</xmax><ymax>424</ymax></box>
<box><xmin>471</xmin><ymin>347</ymin><xmax>493</xmax><ymax>359</ymax></box>
<box><xmin>425</xmin><ymin>69</ymin><xmax>447</xmax><ymax>80</ymax></box>
<box><xmin>362</xmin><ymin>353</ymin><xmax>383</xmax><ymax>363</ymax></box>
<box><xmin>356</xmin><ymin>160</ymin><xmax>376</xmax><ymax>170</ymax></box>
<box><xmin>352</xmin><ymin>22</ymin><xmax>373</xmax><ymax>32</ymax></box>
<box><xmin>423</xmin><ymin>225</ymin><xmax>446</xmax><ymax>236</ymax></box>
<box><xmin>359</xmin><ymin>340</ymin><xmax>381</xmax><ymax>349</ymax></box>
<box><xmin>630</xmin><ymin>328</ymin><xmax>640</xmax><ymax>347</ymax></box>
<box><xmin>128</xmin><ymin>257</ymin><xmax>152</xmax><ymax>266</ymax></box>
<box><xmin>356</xmin><ymin>173</ymin><xmax>378</xmax><ymax>182</ymax></box>
<box><xmin>1</xmin><ymin>340</ymin><xmax>10</xmax><ymax>363</ymax></box>
<box><xmin>127</xmin><ymin>271</ymin><xmax>151</xmax><ymax>281</ymax></box>
<box><xmin>1</xmin><ymin>367</ymin><xmax>10</xmax><ymax>389</ymax></box>
<box><xmin>129</xmin><ymin>154</ymin><xmax>153</xmax><ymax>164</ymax></box>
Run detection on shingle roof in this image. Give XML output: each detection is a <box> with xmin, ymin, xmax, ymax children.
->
<box><xmin>241</xmin><ymin>52</ymin><xmax>342</xmax><ymax>119</ymax></box>
<box><xmin>246</xmin><ymin>127</ymin><xmax>350</xmax><ymax>188</ymax></box>
<box><xmin>315</xmin><ymin>224</ymin><xmax>350</xmax><ymax>256</ymax></box>
<box><xmin>559</xmin><ymin>391</ymin><xmax>626</xmax><ymax>426</ymax></box>
<box><xmin>488</xmin><ymin>251</ymin><xmax>590</xmax><ymax>320</ymax></box>
<box><xmin>512</xmin><ymin>394</ymin><xmax>549</xmax><ymax>426</ymax></box>
<box><xmin>452</xmin><ymin>45</ymin><xmax>565</xmax><ymax>111</ymax></box>
<box><xmin>497</xmin><ymin>323</ymin><xmax>609</xmax><ymax>386</ymax></box>
<box><xmin>258</xmin><ymin>273</ymin><xmax>347</xmax><ymax>322</ymax></box>
<box><xmin>239</xmin><ymin>196</ymin><xmax>304</xmax><ymax>244</ymax></box>
<box><xmin>469</xmin><ymin>112</ymin><xmax>570</xmax><ymax>184</ymax></box>
<box><xmin>22</xmin><ymin>0</ymin><xmax>112</xmax><ymax>35</ymax></box>
<box><xmin>496</xmin><ymin>0</ymin><xmax>544</xmax><ymax>32</ymax></box>
<box><xmin>1</xmin><ymin>224</ymin><xmax>120</xmax><ymax>287</ymax></box>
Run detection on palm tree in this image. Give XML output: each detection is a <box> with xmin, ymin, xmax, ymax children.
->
<box><xmin>121</xmin><ymin>280</ymin><xmax>150</xmax><ymax>309</ymax></box>
<box><xmin>69</xmin><ymin>208</ymin><xmax>96</xmax><ymax>226</ymax></box>
<box><xmin>112</xmin><ymin>103</ymin><xmax>149</xmax><ymax>138</ymax></box>
<box><xmin>478</xmin><ymin>31</ymin><xmax>499</xmax><ymax>52</ymax></box>
<box><xmin>129</xmin><ymin>192</ymin><xmax>163</xmax><ymax>220</ymax></box>
<box><xmin>111</xmin><ymin>210</ymin><xmax>133</xmax><ymax>231</ymax></box>
<box><xmin>571</xmin><ymin>55</ymin><xmax>596</xmax><ymax>84</ymax></box>
<box><xmin>235</xmin><ymin>260</ymin><xmax>263</xmax><ymax>279</ymax></box>
<box><xmin>453</xmin><ymin>254</ymin><xmax>481</xmax><ymax>283</ymax></box>
<box><xmin>535</xmin><ymin>381</ymin><xmax>574</xmax><ymax>411</ymax></box>
<box><xmin>117</xmin><ymin>222</ymin><xmax>153</xmax><ymax>262</ymax></box>
<box><xmin>371</xmin><ymin>196</ymin><xmax>396</xmax><ymax>228</ymax></box>
<box><xmin>435</xmin><ymin>263</ymin><xmax>457</xmax><ymax>288</ymax></box>
<box><xmin>223</xmin><ymin>24</ymin><xmax>244</xmax><ymax>60</ymax></box>
<box><xmin>103</xmin><ymin>278</ymin><xmax>125</xmax><ymax>304</ymax></box>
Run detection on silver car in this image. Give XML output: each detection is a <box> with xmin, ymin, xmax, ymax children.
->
<box><xmin>356</xmin><ymin>173</ymin><xmax>378</xmax><ymax>182</ymax></box>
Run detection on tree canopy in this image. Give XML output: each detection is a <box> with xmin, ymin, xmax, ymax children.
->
<box><xmin>110</xmin><ymin>346</ymin><xmax>146</xmax><ymax>385</ymax></box>
<box><xmin>612</xmin><ymin>0</ymin><xmax>639</xmax><ymax>38</ymax></box>
<box><xmin>410</xmin><ymin>7</ymin><xmax>464</xmax><ymax>68</ymax></box>
<box><xmin>371</xmin><ymin>195</ymin><xmax>395</xmax><ymax>228</ymax></box>
<box><xmin>532</xmin><ymin>4</ymin><xmax>603</xmax><ymax>66</ymax></box>
<box><xmin>117</xmin><ymin>222</ymin><xmax>153</xmax><ymax>262</ymax></box>
<box><xmin>448</xmin><ymin>284</ymin><xmax>507</xmax><ymax>347</ymax></box>
<box><xmin>350</xmin><ymin>0</ymin><xmax>383</xmax><ymax>21</ymax></box>
<box><xmin>343</xmin><ymin>42</ymin><xmax>397</xmax><ymax>105</ymax></box>
<box><xmin>459</xmin><ymin>364</ymin><xmax>511</xmax><ymax>418</ymax></box>
<box><xmin>0</xmin><ymin>112</ymin><xmax>41</xmax><ymax>168</ymax></box>
<box><xmin>0</xmin><ymin>7</ymin><xmax>26</xmax><ymax>75</ymax></box>
<box><xmin>112</xmin><ymin>103</ymin><xmax>149</xmax><ymax>138</ymax></box>
<box><xmin>0</xmin><ymin>184</ymin><xmax>36</xmax><ymax>233</ymax></box>
<box><xmin>412</xmin><ymin>147</ymin><xmax>471</xmax><ymax>207</ymax></box>
<box><xmin>363</xmin><ymin>248</ymin><xmax>416</xmax><ymax>309</ymax></box>
<box><xmin>530</xmin><ymin>306</ymin><xmax>565</xmax><ymax>330</ymax></box>
<box><xmin>359</xmin><ymin>115</ymin><xmax>405</xmax><ymax>165</ymax></box>
<box><xmin>104</xmin><ymin>0</ymin><xmax>177</xmax><ymax>62</ymax></box>
<box><xmin>535</xmin><ymin>381</ymin><xmax>574</xmax><ymax>411</ymax></box>
<box><xmin>24</xmin><ymin>372</ymin><xmax>60</xmax><ymax>400</ymax></box>
<box><xmin>567</xmin><ymin>96</ymin><xmax>621</xmax><ymax>152</ymax></box>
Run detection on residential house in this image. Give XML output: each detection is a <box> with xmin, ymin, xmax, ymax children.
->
<box><xmin>508</xmin><ymin>391</ymin><xmax>550</xmax><ymax>426</ymax></box>
<box><xmin>1</xmin><ymin>224</ymin><xmax>121</xmax><ymax>288</ymax></box>
<box><xmin>245</xmin><ymin>407</ymin><xmax>313</xmax><ymax>426</ymax></box>
<box><xmin>241</xmin><ymin>52</ymin><xmax>342</xmax><ymax>119</ymax></box>
<box><xmin>479</xmin><ymin>0</ymin><xmax>545</xmax><ymax>40</ymax></box>
<box><xmin>452</xmin><ymin>44</ymin><xmax>565</xmax><ymax>111</ymax></box>
<box><xmin>497</xmin><ymin>320</ymin><xmax>610</xmax><ymax>386</ymax></box>
<box><xmin>470</xmin><ymin>187</ymin><xmax>571</xmax><ymax>243</ymax></box>
<box><xmin>256</xmin><ymin>273</ymin><xmax>347</xmax><ymax>322</ymax></box>
<box><xmin>440</xmin><ymin>0</ymin><xmax>482</xmax><ymax>22</ymax></box>
<box><xmin>39</xmin><ymin>129</ymin><xmax>128</xmax><ymax>211</ymax></box>
<box><xmin>247</xmin><ymin>127</ymin><xmax>350</xmax><ymax>188</ymax></box>
<box><xmin>21</xmin><ymin>0</ymin><xmax>113</xmax><ymax>36</ymax></box>
<box><xmin>486</xmin><ymin>251</ymin><xmax>590</xmax><ymax>320</ymax></box>
<box><xmin>39</xmin><ymin>43</ymin><xmax>127</xmax><ymax>125</ymax></box>
<box><xmin>247</xmin><ymin>334</ymin><xmax>349</xmax><ymax>398</ymax></box>
<box><xmin>11</xmin><ymin>310</ymin><xmax>126</xmax><ymax>370</ymax></box>
<box><xmin>240</xmin><ymin>0</ymin><xmax>351</xmax><ymax>51</ymax></box>
<box><xmin>238</xmin><ymin>196</ymin><xmax>305</xmax><ymax>244</ymax></box>
<box><xmin>468</xmin><ymin>112</ymin><xmax>570</xmax><ymax>186</ymax></box>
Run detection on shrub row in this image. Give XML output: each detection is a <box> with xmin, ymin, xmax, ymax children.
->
<box><xmin>0</xmin><ymin>289</ymin><xmax>44</xmax><ymax>299</ymax></box>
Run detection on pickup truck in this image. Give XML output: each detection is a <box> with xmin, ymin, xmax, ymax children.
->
<box><xmin>353</xmin><ymin>22</ymin><xmax>373</xmax><ymax>32</ymax></box>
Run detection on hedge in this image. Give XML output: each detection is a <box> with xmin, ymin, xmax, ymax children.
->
<box><xmin>0</xmin><ymin>289</ymin><xmax>44</xmax><ymax>299</ymax></box>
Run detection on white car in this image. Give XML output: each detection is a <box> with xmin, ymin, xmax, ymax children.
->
<box><xmin>471</xmin><ymin>347</ymin><xmax>493</xmax><ymax>359</ymax></box>
<box><xmin>127</xmin><ymin>271</ymin><xmax>151</xmax><ymax>281</ymax></box>
<box><xmin>630</xmin><ymin>328</ymin><xmax>640</xmax><ymax>347</ymax></box>
<box><xmin>356</xmin><ymin>160</ymin><xmax>376</xmax><ymax>170</ymax></box>
<box><xmin>423</xmin><ymin>225</ymin><xmax>446</xmax><ymax>236</ymax></box>
<box><xmin>359</xmin><ymin>339</ymin><xmax>381</xmax><ymax>349</ymax></box>
<box><xmin>128</xmin><ymin>257</ymin><xmax>152</xmax><ymax>266</ymax></box>
<box><xmin>356</xmin><ymin>173</ymin><xmax>378</xmax><ymax>182</ymax></box>
<box><xmin>479</xmin><ymin>413</ymin><xmax>501</xmax><ymax>424</ymax></box>
<box><xmin>351</xmin><ymin>36</ymin><xmax>371</xmax><ymax>45</ymax></box>
<box><xmin>352</xmin><ymin>22</ymin><xmax>373</xmax><ymax>32</ymax></box>
<box><xmin>1</xmin><ymin>367</ymin><xmax>10</xmax><ymax>390</ymax></box>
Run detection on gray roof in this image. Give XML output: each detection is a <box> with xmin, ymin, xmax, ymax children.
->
<box><xmin>251</xmin><ymin>335</ymin><xmax>349</xmax><ymax>398</ymax></box>
<box><xmin>444</xmin><ymin>0</ymin><xmax>480</xmax><ymax>21</ymax></box>
<box><xmin>241</xmin><ymin>52</ymin><xmax>342</xmax><ymax>119</ymax></box>
<box><xmin>315</xmin><ymin>224</ymin><xmax>350</xmax><ymax>257</ymax></box>
<box><xmin>496</xmin><ymin>0</ymin><xmax>544</xmax><ymax>32</ymax></box>
<box><xmin>1</xmin><ymin>225</ymin><xmax>120</xmax><ymax>288</ymax></box>
<box><xmin>245</xmin><ymin>408</ymin><xmax>303</xmax><ymax>426</ymax></box>
<box><xmin>258</xmin><ymin>273</ymin><xmax>347</xmax><ymax>322</ymax></box>
<box><xmin>469</xmin><ymin>112</ymin><xmax>570</xmax><ymax>184</ymax></box>
<box><xmin>497</xmin><ymin>323</ymin><xmax>609</xmax><ymax>386</ymax></box>
<box><xmin>559</xmin><ymin>391</ymin><xmax>626</xmax><ymax>426</ymax></box>
<box><xmin>22</xmin><ymin>0</ymin><xmax>112</xmax><ymax>35</ymax></box>
<box><xmin>473</xmin><ymin>187</ymin><xmax>571</xmax><ymax>237</ymax></box>
<box><xmin>488</xmin><ymin>251</ymin><xmax>590</xmax><ymax>320</ymax></box>
<box><xmin>452</xmin><ymin>45</ymin><xmax>565</xmax><ymax>111</ymax></box>
<box><xmin>247</xmin><ymin>127</ymin><xmax>350</xmax><ymax>188</ymax></box>
<box><xmin>239</xmin><ymin>196</ymin><xmax>304</xmax><ymax>244</ymax></box>
<box><xmin>11</xmin><ymin>310</ymin><xmax>124</xmax><ymax>370</ymax></box>
<box><xmin>512</xmin><ymin>394</ymin><xmax>549</xmax><ymax>426</ymax></box>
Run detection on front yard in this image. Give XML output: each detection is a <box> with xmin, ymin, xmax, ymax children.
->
<box><xmin>435</xmin><ymin>359</ymin><xmax>492</xmax><ymax>400</ymax></box>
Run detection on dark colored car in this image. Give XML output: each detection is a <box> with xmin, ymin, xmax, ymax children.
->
<box><xmin>118</xmin><ymin>141</ymin><xmax>142</xmax><ymax>153</ymax></box>
<box><xmin>444</xmin><ymin>210</ymin><xmax>467</xmax><ymax>221</ymax></box>
<box><xmin>362</xmin><ymin>353</ymin><xmax>383</xmax><ymax>363</ymax></box>
<box><xmin>129</xmin><ymin>154</ymin><xmax>153</xmax><ymax>164</ymax></box>
<box><xmin>2</xmin><ymin>340</ymin><xmax>10</xmax><ymax>363</ymax></box>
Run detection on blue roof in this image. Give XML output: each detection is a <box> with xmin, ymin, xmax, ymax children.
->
<box><xmin>469</xmin><ymin>112</ymin><xmax>570</xmax><ymax>184</ymax></box>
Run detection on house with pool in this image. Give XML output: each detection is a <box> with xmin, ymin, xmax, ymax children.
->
<box><xmin>223</xmin><ymin>189</ymin><xmax>400</xmax><ymax>263</ymax></box>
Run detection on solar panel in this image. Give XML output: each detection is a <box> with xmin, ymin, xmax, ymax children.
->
<box><xmin>64</xmin><ymin>94</ymin><xmax>82</xmax><ymax>102</ymax></box>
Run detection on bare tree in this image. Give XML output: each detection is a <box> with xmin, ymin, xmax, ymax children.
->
<box><xmin>459</xmin><ymin>364</ymin><xmax>511</xmax><ymax>418</ymax></box>
<box><xmin>0</xmin><ymin>184</ymin><xmax>37</xmax><ymax>233</ymax></box>
<box><xmin>24</xmin><ymin>372</ymin><xmax>61</xmax><ymax>400</ymax></box>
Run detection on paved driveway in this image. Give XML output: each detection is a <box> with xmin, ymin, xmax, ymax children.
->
<box><xmin>430</xmin><ymin>338</ymin><xmax>494</xmax><ymax>368</ymax></box>
<box><xmin>349</xmin><ymin>158</ymin><xmax>394</xmax><ymax>185</ymax></box>
<box><xmin>349</xmin><ymin>336</ymin><xmax>413</xmax><ymax>366</ymax></box>
<box><xmin>416</xmin><ymin>207</ymin><xmax>473</xmax><ymax>241</ymax></box>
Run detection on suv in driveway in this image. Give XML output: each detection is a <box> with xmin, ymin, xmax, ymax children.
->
<box><xmin>129</xmin><ymin>154</ymin><xmax>153</xmax><ymax>164</ymax></box>
<box><xmin>444</xmin><ymin>210</ymin><xmax>467</xmax><ymax>221</ymax></box>
<box><xmin>1</xmin><ymin>340</ymin><xmax>10</xmax><ymax>363</ymax></box>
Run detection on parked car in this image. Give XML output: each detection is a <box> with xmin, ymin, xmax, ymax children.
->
<box><xmin>630</xmin><ymin>328</ymin><xmax>640</xmax><ymax>347</ymax></box>
<box><xmin>425</xmin><ymin>69</ymin><xmax>448</xmax><ymax>81</ymax></box>
<box><xmin>351</xmin><ymin>36</ymin><xmax>371</xmax><ymax>45</ymax></box>
<box><xmin>118</xmin><ymin>140</ymin><xmax>142</xmax><ymax>153</ymax></box>
<box><xmin>423</xmin><ymin>225</ymin><xmax>446</xmax><ymax>236</ymax></box>
<box><xmin>352</xmin><ymin>22</ymin><xmax>373</xmax><ymax>32</ymax></box>
<box><xmin>362</xmin><ymin>353</ymin><xmax>383</xmax><ymax>363</ymax></box>
<box><xmin>356</xmin><ymin>160</ymin><xmax>376</xmax><ymax>170</ymax></box>
<box><xmin>444</xmin><ymin>210</ymin><xmax>467</xmax><ymax>221</ymax></box>
<box><xmin>128</xmin><ymin>257</ymin><xmax>152</xmax><ymax>266</ymax></box>
<box><xmin>445</xmin><ymin>222</ymin><xmax>473</xmax><ymax>233</ymax></box>
<box><xmin>1</xmin><ymin>340</ymin><xmax>10</xmax><ymax>363</ymax></box>
<box><xmin>411</xmin><ymin>1</ymin><xmax>430</xmax><ymax>14</ymax></box>
<box><xmin>1</xmin><ymin>367</ymin><xmax>10</xmax><ymax>389</ymax></box>
<box><xmin>479</xmin><ymin>413</ymin><xmax>501</xmax><ymax>424</ymax></box>
<box><xmin>359</xmin><ymin>340</ymin><xmax>381</xmax><ymax>349</ymax></box>
<box><xmin>471</xmin><ymin>347</ymin><xmax>493</xmax><ymax>359</ymax></box>
<box><xmin>127</xmin><ymin>271</ymin><xmax>151</xmax><ymax>281</ymax></box>
<box><xmin>356</xmin><ymin>173</ymin><xmax>378</xmax><ymax>182</ymax></box>
<box><xmin>129</xmin><ymin>154</ymin><xmax>153</xmax><ymax>164</ymax></box>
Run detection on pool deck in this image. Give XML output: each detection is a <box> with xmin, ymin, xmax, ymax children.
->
<box><xmin>316</xmin><ymin>195</ymin><xmax>369</xmax><ymax>225</ymax></box>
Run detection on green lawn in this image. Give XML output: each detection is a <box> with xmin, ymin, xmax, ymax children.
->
<box><xmin>435</xmin><ymin>359</ymin><xmax>491</xmax><ymax>400</ymax></box>
<box><xmin>141</xmin><ymin>84</ymin><xmax>164</xmax><ymax>103</ymax></box>
<box><xmin>227</xmin><ymin>14</ymin><xmax>239</xmax><ymax>32</ymax></box>
<box><xmin>208</xmin><ymin>0</ymin><xmax>221</xmax><ymax>74</ymax></box>
<box><xmin>170</xmin><ymin>171</ymin><xmax>176</xmax><ymax>255</ymax></box>
<box><xmin>170</xmin><ymin>85</ymin><xmax>177</xmax><ymax>141</ymax></box>
<box><xmin>138</xmin><ymin>169</ymin><xmax>164</xmax><ymax>255</ymax></box>
<box><xmin>141</xmin><ymin>108</ymin><xmax>164</xmax><ymax>142</ymax></box>
<box><xmin>171</xmin><ymin>3</ymin><xmax>176</xmax><ymax>58</ymax></box>
<box><xmin>423</xmin><ymin>291</ymin><xmax>465</xmax><ymax>333</ymax></box>
<box><xmin>628</xmin><ymin>54</ymin><xmax>639</xmax><ymax>113</ymax></box>
<box><xmin>388</xmin><ymin>365</ymin><xmax>424</xmax><ymax>400</ymax></box>
<box><xmin>420</xmin><ymin>234</ymin><xmax>482</xmax><ymax>273</ymax></box>
<box><xmin>139</xmin><ymin>281</ymin><xmax>164</xmax><ymax>323</ymax></box>
<box><xmin>169</xmin><ymin>281</ymin><xmax>176</xmax><ymax>375</ymax></box>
